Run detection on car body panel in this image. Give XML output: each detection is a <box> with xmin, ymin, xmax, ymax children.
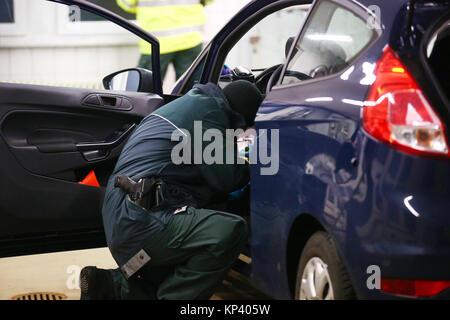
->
<box><xmin>248</xmin><ymin>0</ymin><xmax>450</xmax><ymax>299</ymax></box>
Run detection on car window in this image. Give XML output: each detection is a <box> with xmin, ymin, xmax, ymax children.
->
<box><xmin>427</xmin><ymin>20</ymin><xmax>450</xmax><ymax>101</ymax></box>
<box><xmin>225</xmin><ymin>5</ymin><xmax>309</xmax><ymax>71</ymax></box>
<box><xmin>0</xmin><ymin>1</ymin><xmax>143</xmax><ymax>90</ymax></box>
<box><xmin>220</xmin><ymin>5</ymin><xmax>310</xmax><ymax>88</ymax></box>
<box><xmin>179</xmin><ymin>54</ymin><xmax>206</xmax><ymax>94</ymax></box>
<box><xmin>282</xmin><ymin>0</ymin><xmax>376</xmax><ymax>85</ymax></box>
<box><xmin>80</xmin><ymin>0</ymin><xmax>135</xmax><ymax>21</ymax></box>
<box><xmin>179</xmin><ymin>4</ymin><xmax>310</xmax><ymax>94</ymax></box>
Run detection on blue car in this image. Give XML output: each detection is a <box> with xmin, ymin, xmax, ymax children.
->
<box><xmin>174</xmin><ymin>0</ymin><xmax>450</xmax><ymax>300</ymax></box>
<box><xmin>1</xmin><ymin>0</ymin><xmax>449</xmax><ymax>300</ymax></box>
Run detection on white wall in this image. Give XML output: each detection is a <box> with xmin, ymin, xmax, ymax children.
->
<box><xmin>0</xmin><ymin>0</ymin><xmax>142</xmax><ymax>89</ymax></box>
<box><xmin>0</xmin><ymin>0</ymin><xmax>279</xmax><ymax>91</ymax></box>
<box><xmin>204</xmin><ymin>0</ymin><xmax>252</xmax><ymax>42</ymax></box>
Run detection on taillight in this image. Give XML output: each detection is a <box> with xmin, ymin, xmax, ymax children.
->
<box><xmin>381</xmin><ymin>278</ymin><xmax>450</xmax><ymax>297</ymax></box>
<box><xmin>362</xmin><ymin>46</ymin><xmax>450</xmax><ymax>159</ymax></box>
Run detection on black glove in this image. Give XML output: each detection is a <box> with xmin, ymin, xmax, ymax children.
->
<box><xmin>200</xmin><ymin>0</ymin><xmax>207</xmax><ymax>6</ymax></box>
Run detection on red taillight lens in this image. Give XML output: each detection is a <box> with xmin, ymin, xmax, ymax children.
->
<box><xmin>381</xmin><ymin>279</ymin><xmax>450</xmax><ymax>297</ymax></box>
<box><xmin>362</xmin><ymin>46</ymin><xmax>449</xmax><ymax>158</ymax></box>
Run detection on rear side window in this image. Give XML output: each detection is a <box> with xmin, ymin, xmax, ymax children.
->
<box><xmin>282</xmin><ymin>0</ymin><xmax>377</xmax><ymax>85</ymax></box>
<box><xmin>427</xmin><ymin>21</ymin><xmax>450</xmax><ymax>101</ymax></box>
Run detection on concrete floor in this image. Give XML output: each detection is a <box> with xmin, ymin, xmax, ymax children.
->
<box><xmin>0</xmin><ymin>248</ymin><xmax>117</xmax><ymax>300</ymax></box>
<box><xmin>0</xmin><ymin>248</ymin><xmax>270</xmax><ymax>300</ymax></box>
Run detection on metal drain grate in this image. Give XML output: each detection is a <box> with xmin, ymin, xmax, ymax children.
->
<box><xmin>11</xmin><ymin>292</ymin><xmax>68</xmax><ymax>300</ymax></box>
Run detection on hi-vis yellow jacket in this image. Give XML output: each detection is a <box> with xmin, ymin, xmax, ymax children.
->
<box><xmin>117</xmin><ymin>0</ymin><xmax>213</xmax><ymax>55</ymax></box>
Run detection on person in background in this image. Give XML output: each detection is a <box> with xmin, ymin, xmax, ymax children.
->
<box><xmin>117</xmin><ymin>0</ymin><xmax>213</xmax><ymax>80</ymax></box>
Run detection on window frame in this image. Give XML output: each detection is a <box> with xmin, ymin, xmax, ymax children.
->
<box><xmin>56</xmin><ymin>4</ymin><xmax>138</xmax><ymax>37</ymax></box>
<box><xmin>208</xmin><ymin>0</ymin><xmax>313</xmax><ymax>85</ymax></box>
<box><xmin>175</xmin><ymin>0</ymin><xmax>313</xmax><ymax>95</ymax></box>
<box><xmin>0</xmin><ymin>0</ymin><xmax>162</xmax><ymax>95</ymax></box>
<box><xmin>275</xmin><ymin>0</ymin><xmax>383</xmax><ymax>90</ymax></box>
<box><xmin>223</xmin><ymin>4</ymin><xmax>311</xmax><ymax>72</ymax></box>
<box><xmin>0</xmin><ymin>0</ymin><xmax>27</xmax><ymax>36</ymax></box>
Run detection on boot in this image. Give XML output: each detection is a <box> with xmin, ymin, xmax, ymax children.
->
<box><xmin>79</xmin><ymin>266</ymin><xmax>117</xmax><ymax>300</ymax></box>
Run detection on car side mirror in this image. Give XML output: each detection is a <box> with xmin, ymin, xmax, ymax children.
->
<box><xmin>103</xmin><ymin>68</ymin><xmax>154</xmax><ymax>93</ymax></box>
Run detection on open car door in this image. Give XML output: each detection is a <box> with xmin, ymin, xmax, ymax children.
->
<box><xmin>0</xmin><ymin>0</ymin><xmax>164</xmax><ymax>257</ymax></box>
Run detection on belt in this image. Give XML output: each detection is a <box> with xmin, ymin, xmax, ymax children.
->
<box><xmin>114</xmin><ymin>174</ymin><xmax>194</xmax><ymax>278</ymax></box>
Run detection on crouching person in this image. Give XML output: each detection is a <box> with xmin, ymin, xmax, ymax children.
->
<box><xmin>80</xmin><ymin>80</ymin><xmax>263</xmax><ymax>300</ymax></box>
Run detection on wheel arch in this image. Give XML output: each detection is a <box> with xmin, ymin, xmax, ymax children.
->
<box><xmin>285</xmin><ymin>213</ymin><xmax>325</xmax><ymax>298</ymax></box>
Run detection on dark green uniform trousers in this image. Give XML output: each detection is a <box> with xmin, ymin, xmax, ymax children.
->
<box><xmin>109</xmin><ymin>206</ymin><xmax>248</xmax><ymax>300</ymax></box>
<box><xmin>138</xmin><ymin>44</ymin><xmax>202</xmax><ymax>80</ymax></box>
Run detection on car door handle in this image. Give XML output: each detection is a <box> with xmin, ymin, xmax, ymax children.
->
<box><xmin>76</xmin><ymin>123</ymin><xmax>136</xmax><ymax>152</ymax></box>
<box><xmin>82</xmin><ymin>94</ymin><xmax>133</xmax><ymax>110</ymax></box>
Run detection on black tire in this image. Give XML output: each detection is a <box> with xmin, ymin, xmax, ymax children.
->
<box><xmin>295</xmin><ymin>231</ymin><xmax>356</xmax><ymax>300</ymax></box>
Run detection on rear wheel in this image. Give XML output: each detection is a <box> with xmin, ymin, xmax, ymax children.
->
<box><xmin>295</xmin><ymin>231</ymin><xmax>356</xmax><ymax>300</ymax></box>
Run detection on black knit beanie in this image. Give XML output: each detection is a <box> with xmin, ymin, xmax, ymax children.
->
<box><xmin>222</xmin><ymin>80</ymin><xmax>263</xmax><ymax>127</ymax></box>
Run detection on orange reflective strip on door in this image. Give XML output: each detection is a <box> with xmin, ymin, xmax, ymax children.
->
<box><xmin>78</xmin><ymin>170</ymin><xmax>100</xmax><ymax>187</ymax></box>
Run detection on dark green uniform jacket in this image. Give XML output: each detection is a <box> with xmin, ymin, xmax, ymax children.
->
<box><xmin>102</xmin><ymin>83</ymin><xmax>249</xmax><ymax>268</ymax></box>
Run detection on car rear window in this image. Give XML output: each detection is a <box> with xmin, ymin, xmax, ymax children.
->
<box><xmin>282</xmin><ymin>0</ymin><xmax>377</xmax><ymax>85</ymax></box>
<box><xmin>427</xmin><ymin>21</ymin><xmax>450</xmax><ymax>102</ymax></box>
